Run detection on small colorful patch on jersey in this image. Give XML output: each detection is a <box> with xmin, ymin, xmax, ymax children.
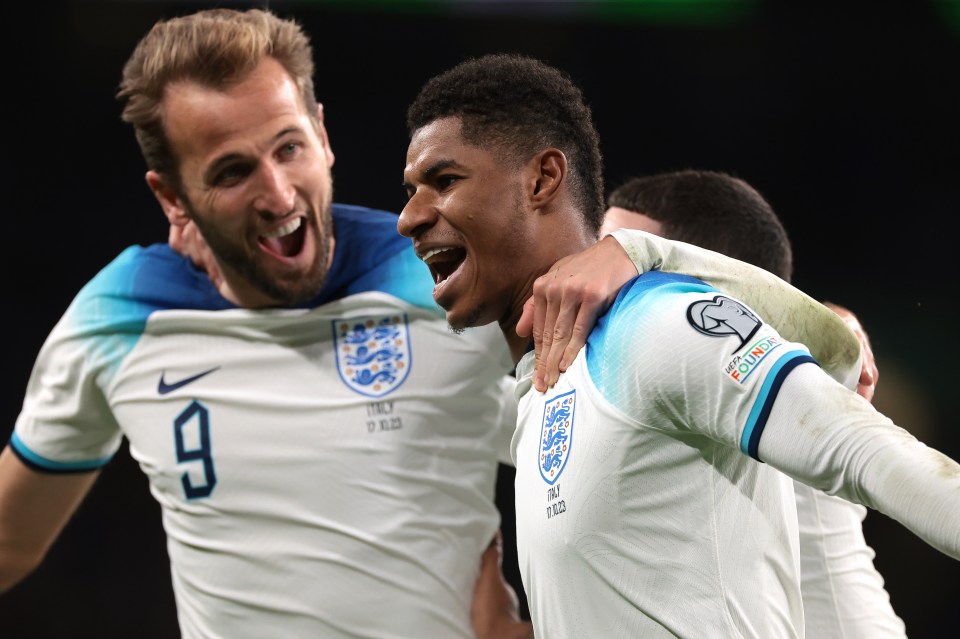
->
<box><xmin>724</xmin><ymin>335</ymin><xmax>784</xmax><ymax>384</ymax></box>
<box><xmin>686</xmin><ymin>295</ymin><xmax>761</xmax><ymax>352</ymax></box>
<box><xmin>539</xmin><ymin>389</ymin><xmax>575</xmax><ymax>485</ymax></box>
<box><xmin>333</xmin><ymin>314</ymin><xmax>411</xmax><ymax>397</ymax></box>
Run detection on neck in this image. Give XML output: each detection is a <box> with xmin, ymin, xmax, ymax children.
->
<box><xmin>498</xmin><ymin>211</ymin><xmax>600</xmax><ymax>364</ymax></box>
<box><xmin>500</xmin><ymin>323</ymin><xmax>533</xmax><ymax>365</ymax></box>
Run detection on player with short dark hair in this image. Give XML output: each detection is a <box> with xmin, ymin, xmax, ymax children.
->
<box><xmin>601</xmin><ymin>168</ymin><xmax>902</xmax><ymax>637</ymax></box>
<box><xmin>399</xmin><ymin>52</ymin><xmax>960</xmax><ymax>638</ymax></box>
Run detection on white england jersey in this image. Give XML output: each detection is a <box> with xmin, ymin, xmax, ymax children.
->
<box><xmin>512</xmin><ymin>271</ymin><xmax>811</xmax><ymax>638</ymax></box>
<box><xmin>12</xmin><ymin>205</ymin><xmax>516</xmax><ymax>639</ymax></box>
<box><xmin>610</xmin><ymin>228</ymin><xmax>906</xmax><ymax>637</ymax></box>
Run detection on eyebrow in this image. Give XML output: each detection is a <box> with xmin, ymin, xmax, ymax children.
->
<box><xmin>402</xmin><ymin>158</ymin><xmax>463</xmax><ymax>191</ymax></box>
<box><xmin>203</xmin><ymin>126</ymin><xmax>303</xmax><ymax>184</ymax></box>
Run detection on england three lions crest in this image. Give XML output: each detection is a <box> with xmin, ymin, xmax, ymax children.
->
<box><xmin>539</xmin><ymin>389</ymin><xmax>575</xmax><ymax>485</ymax></box>
<box><xmin>333</xmin><ymin>314</ymin><xmax>412</xmax><ymax>397</ymax></box>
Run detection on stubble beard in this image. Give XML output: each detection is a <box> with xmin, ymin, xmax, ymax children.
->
<box><xmin>447</xmin><ymin>304</ymin><xmax>485</xmax><ymax>335</ymax></box>
<box><xmin>188</xmin><ymin>197</ymin><xmax>335</xmax><ymax>307</ymax></box>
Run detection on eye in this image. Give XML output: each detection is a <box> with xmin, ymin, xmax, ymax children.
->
<box><xmin>213</xmin><ymin>163</ymin><xmax>252</xmax><ymax>187</ymax></box>
<box><xmin>436</xmin><ymin>174</ymin><xmax>459</xmax><ymax>191</ymax></box>
<box><xmin>279</xmin><ymin>141</ymin><xmax>302</xmax><ymax>159</ymax></box>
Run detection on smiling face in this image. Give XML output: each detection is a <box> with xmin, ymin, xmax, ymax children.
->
<box><xmin>398</xmin><ymin>117</ymin><xmax>537</xmax><ymax>333</ymax></box>
<box><xmin>148</xmin><ymin>57</ymin><xmax>336</xmax><ymax>308</ymax></box>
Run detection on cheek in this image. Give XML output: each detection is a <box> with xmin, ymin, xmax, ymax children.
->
<box><xmin>294</xmin><ymin>160</ymin><xmax>332</xmax><ymax>198</ymax></box>
<box><xmin>195</xmin><ymin>190</ymin><xmax>249</xmax><ymax>231</ymax></box>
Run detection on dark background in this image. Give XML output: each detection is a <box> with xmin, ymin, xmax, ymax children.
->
<box><xmin>3</xmin><ymin>1</ymin><xmax>959</xmax><ymax>637</ymax></box>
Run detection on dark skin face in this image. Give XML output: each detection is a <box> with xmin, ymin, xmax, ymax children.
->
<box><xmin>147</xmin><ymin>57</ymin><xmax>337</xmax><ymax>308</ymax></box>
<box><xmin>398</xmin><ymin>116</ymin><xmax>589</xmax><ymax>361</ymax></box>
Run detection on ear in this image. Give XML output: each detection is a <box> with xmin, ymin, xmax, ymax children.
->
<box><xmin>315</xmin><ymin>103</ymin><xmax>336</xmax><ymax>169</ymax></box>
<box><xmin>529</xmin><ymin>148</ymin><xmax>566</xmax><ymax>210</ymax></box>
<box><xmin>146</xmin><ymin>170</ymin><xmax>190</xmax><ymax>227</ymax></box>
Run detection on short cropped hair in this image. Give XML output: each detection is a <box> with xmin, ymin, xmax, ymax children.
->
<box><xmin>607</xmin><ymin>170</ymin><xmax>794</xmax><ymax>281</ymax></box>
<box><xmin>406</xmin><ymin>53</ymin><xmax>606</xmax><ymax>236</ymax></box>
<box><xmin>117</xmin><ymin>8</ymin><xmax>318</xmax><ymax>190</ymax></box>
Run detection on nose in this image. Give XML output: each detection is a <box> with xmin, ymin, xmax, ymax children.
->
<box><xmin>397</xmin><ymin>192</ymin><xmax>437</xmax><ymax>239</ymax></box>
<box><xmin>253</xmin><ymin>161</ymin><xmax>296</xmax><ymax>217</ymax></box>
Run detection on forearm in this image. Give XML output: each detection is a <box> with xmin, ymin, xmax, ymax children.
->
<box><xmin>609</xmin><ymin>228</ymin><xmax>861</xmax><ymax>380</ymax></box>
<box><xmin>0</xmin><ymin>539</ymin><xmax>43</xmax><ymax>593</ymax></box>
<box><xmin>472</xmin><ymin>531</ymin><xmax>533</xmax><ymax>639</ymax></box>
<box><xmin>0</xmin><ymin>447</ymin><xmax>99</xmax><ymax>592</ymax></box>
<box><xmin>760</xmin><ymin>366</ymin><xmax>960</xmax><ymax>559</ymax></box>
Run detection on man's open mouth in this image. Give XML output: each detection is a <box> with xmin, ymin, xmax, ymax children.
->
<box><xmin>420</xmin><ymin>246</ymin><xmax>466</xmax><ymax>285</ymax></box>
<box><xmin>259</xmin><ymin>217</ymin><xmax>305</xmax><ymax>258</ymax></box>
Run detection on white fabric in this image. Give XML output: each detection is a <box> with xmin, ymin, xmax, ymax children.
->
<box><xmin>612</xmin><ymin>228</ymin><xmax>907</xmax><ymax>637</ymax></box>
<box><xmin>16</xmin><ymin>291</ymin><xmax>515</xmax><ymax>639</ymax></box>
<box><xmin>512</xmin><ymin>276</ymin><xmax>808</xmax><ymax>639</ymax></box>
<box><xmin>760</xmin><ymin>365</ymin><xmax>960</xmax><ymax>561</ymax></box>
<box><xmin>610</xmin><ymin>228</ymin><xmax>861</xmax><ymax>375</ymax></box>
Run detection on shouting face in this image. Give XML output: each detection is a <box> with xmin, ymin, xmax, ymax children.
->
<box><xmin>149</xmin><ymin>57</ymin><xmax>336</xmax><ymax>307</ymax></box>
<box><xmin>398</xmin><ymin>117</ymin><xmax>535</xmax><ymax>332</ymax></box>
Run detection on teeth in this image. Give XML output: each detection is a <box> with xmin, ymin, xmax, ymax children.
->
<box><xmin>419</xmin><ymin>246</ymin><xmax>457</xmax><ymax>263</ymax></box>
<box><xmin>263</xmin><ymin>217</ymin><xmax>302</xmax><ymax>239</ymax></box>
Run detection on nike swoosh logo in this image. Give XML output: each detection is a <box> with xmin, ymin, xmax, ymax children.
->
<box><xmin>158</xmin><ymin>367</ymin><xmax>221</xmax><ymax>395</ymax></box>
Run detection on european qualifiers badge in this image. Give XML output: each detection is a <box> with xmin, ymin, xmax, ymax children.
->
<box><xmin>686</xmin><ymin>295</ymin><xmax>762</xmax><ymax>353</ymax></box>
<box><xmin>333</xmin><ymin>314</ymin><xmax>412</xmax><ymax>398</ymax></box>
<box><xmin>539</xmin><ymin>389</ymin><xmax>575</xmax><ymax>485</ymax></box>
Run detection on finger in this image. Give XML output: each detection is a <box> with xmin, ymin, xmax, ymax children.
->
<box><xmin>516</xmin><ymin>296</ymin><xmax>535</xmax><ymax>338</ymax></box>
<box><xmin>557</xmin><ymin>302</ymin><xmax>598</xmax><ymax>377</ymax></box>
<box><xmin>536</xmin><ymin>283</ymin><xmax>562</xmax><ymax>391</ymax></box>
<box><xmin>529</xmin><ymin>275</ymin><xmax>550</xmax><ymax>392</ymax></box>
<box><xmin>209</xmin><ymin>262</ymin><xmax>224</xmax><ymax>290</ymax></box>
<box><xmin>857</xmin><ymin>341</ymin><xmax>878</xmax><ymax>403</ymax></box>
<box><xmin>542</xmin><ymin>288</ymin><xmax>581</xmax><ymax>388</ymax></box>
<box><xmin>560</xmin><ymin>278</ymin><xmax>617</xmax><ymax>375</ymax></box>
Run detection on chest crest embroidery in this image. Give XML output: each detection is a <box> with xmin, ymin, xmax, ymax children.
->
<box><xmin>333</xmin><ymin>314</ymin><xmax>411</xmax><ymax>397</ymax></box>
<box><xmin>539</xmin><ymin>389</ymin><xmax>575</xmax><ymax>485</ymax></box>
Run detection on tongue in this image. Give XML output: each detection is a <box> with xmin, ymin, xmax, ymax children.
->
<box><xmin>261</xmin><ymin>225</ymin><xmax>305</xmax><ymax>258</ymax></box>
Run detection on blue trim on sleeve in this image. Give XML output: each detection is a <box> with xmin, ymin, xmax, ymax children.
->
<box><xmin>740</xmin><ymin>351</ymin><xmax>818</xmax><ymax>460</ymax></box>
<box><xmin>9</xmin><ymin>433</ymin><xmax>111</xmax><ymax>473</ymax></box>
<box><xmin>586</xmin><ymin>271</ymin><xmax>716</xmax><ymax>381</ymax></box>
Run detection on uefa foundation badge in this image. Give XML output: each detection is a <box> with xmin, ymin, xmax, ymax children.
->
<box><xmin>539</xmin><ymin>389</ymin><xmax>575</xmax><ymax>485</ymax></box>
<box><xmin>333</xmin><ymin>314</ymin><xmax>411</xmax><ymax>397</ymax></box>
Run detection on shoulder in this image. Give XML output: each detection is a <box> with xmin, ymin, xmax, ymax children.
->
<box><xmin>330</xmin><ymin>204</ymin><xmax>408</xmax><ymax>260</ymax></box>
<box><xmin>598</xmin><ymin>271</ymin><xmax>716</xmax><ymax>335</ymax></box>
<box><xmin>68</xmin><ymin>244</ymin><xmax>230</xmax><ymax>333</ymax></box>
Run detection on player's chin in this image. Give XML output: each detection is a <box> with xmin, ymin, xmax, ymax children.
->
<box><xmin>265</xmin><ymin>263</ymin><xmax>328</xmax><ymax>306</ymax></box>
<box><xmin>440</xmin><ymin>303</ymin><xmax>465</xmax><ymax>331</ymax></box>
<box><xmin>444</xmin><ymin>301</ymin><xmax>488</xmax><ymax>334</ymax></box>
